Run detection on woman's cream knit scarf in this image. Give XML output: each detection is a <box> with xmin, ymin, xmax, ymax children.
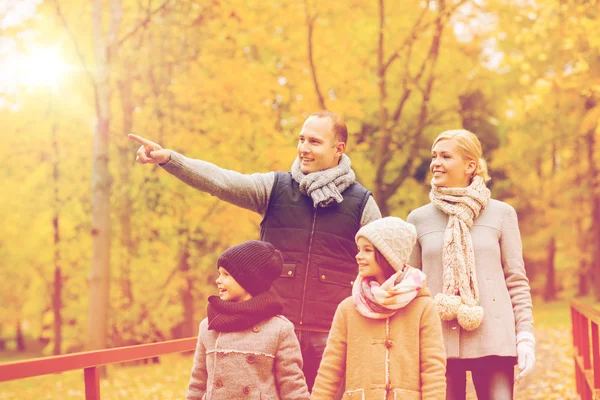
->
<box><xmin>429</xmin><ymin>176</ymin><xmax>490</xmax><ymax>331</ymax></box>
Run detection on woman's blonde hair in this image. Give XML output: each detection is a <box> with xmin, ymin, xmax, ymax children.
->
<box><xmin>432</xmin><ymin>129</ymin><xmax>491</xmax><ymax>183</ymax></box>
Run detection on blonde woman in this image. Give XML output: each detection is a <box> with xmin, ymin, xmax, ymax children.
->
<box><xmin>407</xmin><ymin>129</ymin><xmax>535</xmax><ymax>400</ymax></box>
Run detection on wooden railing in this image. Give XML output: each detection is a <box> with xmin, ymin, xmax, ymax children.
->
<box><xmin>0</xmin><ymin>337</ymin><xmax>197</xmax><ymax>399</ymax></box>
<box><xmin>571</xmin><ymin>299</ymin><xmax>600</xmax><ymax>400</ymax></box>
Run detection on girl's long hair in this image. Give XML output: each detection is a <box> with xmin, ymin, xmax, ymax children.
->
<box><xmin>374</xmin><ymin>248</ymin><xmax>397</xmax><ymax>280</ymax></box>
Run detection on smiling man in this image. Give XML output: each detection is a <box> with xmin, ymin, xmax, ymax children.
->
<box><xmin>129</xmin><ymin>110</ymin><xmax>381</xmax><ymax>391</ymax></box>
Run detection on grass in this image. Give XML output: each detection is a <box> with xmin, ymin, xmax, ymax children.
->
<box><xmin>532</xmin><ymin>295</ymin><xmax>599</xmax><ymax>328</ymax></box>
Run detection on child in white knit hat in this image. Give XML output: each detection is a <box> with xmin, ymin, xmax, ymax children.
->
<box><xmin>312</xmin><ymin>217</ymin><xmax>447</xmax><ymax>399</ymax></box>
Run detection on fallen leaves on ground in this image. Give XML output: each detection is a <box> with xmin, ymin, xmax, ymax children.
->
<box><xmin>466</xmin><ymin>327</ymin><xmax>578</xmax><ymax>399</ymax></box>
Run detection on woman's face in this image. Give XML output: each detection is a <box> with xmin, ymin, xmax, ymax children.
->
<box><xmin>355</xmin><ymin>237</ymin><xmax>386</xmax><ymax>284</ymax></box>
<box><xmin>430</xmin><ymin>139</ymin><xmax>476</xmax><ymax>188</ymax></box>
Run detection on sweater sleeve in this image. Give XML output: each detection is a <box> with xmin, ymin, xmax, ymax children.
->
<box><xmin>160</xmin><ymin>150</ymin><xmax>275</xmax><ymax>216</ymax></box>
<box><xmin>360</xmin><ymin>196</ymin><xmax>382</xmax><ymax>226</ymax></box>
<box><xmin>186</xmin><ymin>320</ymin><xmax>208</xmax><ymax>400</ymax></box>
<box><xmin>500</xmin><ymin>204</ymin><xmax>535</xmax><ymax>338</ymax></box>
<box><xmin>274</xmin><ymin>321</ymin><xmax>311</xmax><ymax>400</ymax></box>
<box><xmin>406</xmin><ymin>211</ymin><xmax>422</xmax><ymax>270</ymax></box>
<box><xmin>311</xmin><ymin>304</ymin><xmax>347</xmax><ymax>400</ymax></box>
<box><xmin>419</xmin><ymin>300</ymin><xmax>447</xmax><ymax>399</ymax></box>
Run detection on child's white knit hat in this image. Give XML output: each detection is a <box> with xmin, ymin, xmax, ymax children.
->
<box><xmin>355</xmin><ymin>217</ymin><xmax>417</xmax><ymax>271</ymax></box>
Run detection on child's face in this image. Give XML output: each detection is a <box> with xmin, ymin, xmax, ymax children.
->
<box><xmin>355</xmin><ymin>237</ymin><xmax>386</xmax><ymax>283</ymax></box>
<box><xmin>215</xmin><ymin>267</ymin><xmax>252</xmax><ymax>302</ymax></box>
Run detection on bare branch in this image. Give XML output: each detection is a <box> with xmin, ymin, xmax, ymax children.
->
<box><xmin>383</xmin><ymin>6</ymin><xmax>428</xmax><ymax>73</ymax></box>
<box><xmin>384</xmin><ymin>0</ymin><xmax>468</xmax><ymax>73</ymax></box>
<box><xmin>389</xmin><ymin>0</ymin><xmax>453</xmax><ymax>127</ymax></box>
<box><xmin>304</xmin><ymin>0</ymin><xmax>326</xmax><ymax>110</ymax></box>
<box><xmin>51</xmin><ymin>0</ymin><xmax>99</xmax><ymax>114</ymax></box>
<box><xmin>118</xmin><ymin>0</ymin><xmax>171</xmax><ymax>46</ymax></box>
<box><xmin>374</xmin><ymin>0</ymin><xmax>388</xmax><ymax>172</ymax></box>
<box><xmin>384</xmin><ymin>3</ymin><xmax>446</xmax><ymax>199</ymax></box>
<box><xmin>378</xmin><ymin>106</ymin><xmax>456</xmax><ymax>169</ymax></box>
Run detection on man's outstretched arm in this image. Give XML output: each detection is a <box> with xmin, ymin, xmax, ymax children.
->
<box><xmin>162</xmin><ymin>151</ymin><xmax>274</xmax><ymax>216</ymax></box>
<box><xmin>129</xmin><ymin>134</ymin><xmax>274</xmax><ymax>216</ymax></box>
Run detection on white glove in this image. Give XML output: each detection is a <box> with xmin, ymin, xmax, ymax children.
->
<box><xmin>516</xmin><ymin>332</ymin><xmax>536</xmax><ymax>381</ymax></box>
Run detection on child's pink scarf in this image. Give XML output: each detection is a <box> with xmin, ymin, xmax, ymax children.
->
<box><xmin>352</xmin><ymin>266</ymin><xmax>426</xmax><ymax>319</ymax></box>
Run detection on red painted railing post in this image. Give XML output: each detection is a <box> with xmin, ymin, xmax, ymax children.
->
<box><xmin>572</xmin><ymin>307</ymin><xmax>582</xmax><ymax>395</ymax></box>
<box><xmin>84</xmin><ymin>367</ymin><xmax>101</xmax><ymax>400</ymax></box>
<box><xmin>593</xmin><ymin>322</ymin><xmax>600</xmax><ymax>394</ymax></box>
<box><xmin>583</xmin><ymin>313</ymin><xmax>593</xmax><ymax>400</ymax></box>
<box><xmin>570</xmin><ymin>300</ymin><xmax>600</xmax><ymax>399</ymax></box>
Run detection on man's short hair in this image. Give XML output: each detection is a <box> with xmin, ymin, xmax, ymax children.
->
<box><xmin>309</xmin><ymin>110</ymin><xmax>348</xmax><ymax>145</ymax></box>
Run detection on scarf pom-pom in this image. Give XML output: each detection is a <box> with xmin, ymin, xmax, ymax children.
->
<box><xmin>434</xmin><ymin>294</ymin><xmax>461</xmax><ymax>321</ymax></box>
<box><xmin>457</xmin><ymin>304</ymin><xmax>484</xmax><ymax>331</ymax></box>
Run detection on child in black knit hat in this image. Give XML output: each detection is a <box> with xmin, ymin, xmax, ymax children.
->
<box><xmin>186</xmin><ymin>240</ymin><xmax>310</xmax><ymax>400</ymax></box>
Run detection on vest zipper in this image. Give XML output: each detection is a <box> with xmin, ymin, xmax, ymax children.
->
<box><xmin>298</xmin><ymin>206</ymin><xmax>318</xmax><ymax>334</ymax></box>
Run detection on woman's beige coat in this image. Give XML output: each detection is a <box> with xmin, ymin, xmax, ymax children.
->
<box><xmin>407</xmin><ymin>199</ymin><xmax>534</xmax><ymax>359</ymax></box>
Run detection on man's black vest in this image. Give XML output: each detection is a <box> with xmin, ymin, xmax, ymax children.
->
<box><xmin>260</xmin><ymin>172</ymin><xmax>371</xmax><ymax>331</ymax></box>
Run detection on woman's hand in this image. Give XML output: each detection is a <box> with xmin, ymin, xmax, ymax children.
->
<box><xmin>516</xmin><ymin>337</ymin><xmax>535</xmax><ymax>380</ymax></box>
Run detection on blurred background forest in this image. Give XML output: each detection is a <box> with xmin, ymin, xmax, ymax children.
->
<box><xmin>0</xmin><ymin>0</ymin><xmax>599</xmax><ymax>363</ymax></box>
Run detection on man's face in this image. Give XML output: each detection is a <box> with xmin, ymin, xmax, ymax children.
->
<box><xmin>297</xmin><ymin>116</ymin><xmax>344</xmax><ymax>174</ymax></box>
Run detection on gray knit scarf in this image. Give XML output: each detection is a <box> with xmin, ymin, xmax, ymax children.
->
<box><xmin>290</xmin><ymin>154</ymin><xmax>356</xmax><ymax>207</ymax></box>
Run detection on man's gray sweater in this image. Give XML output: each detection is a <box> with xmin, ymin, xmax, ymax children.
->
<box><xmin>161</xmin><ymin>151</ymin><xmax>382</xmax><ymax>225</ymax></box>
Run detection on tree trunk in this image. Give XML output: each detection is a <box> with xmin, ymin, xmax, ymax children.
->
<box><xmin>87</xmin><ymin>0</ymin><xmax>122</xmax><ymax>378</ymax></box>
<box><xmin>117</xmin><ymin>77</ymin><xmax>134</xmax><ymax>307</ymax></box>
<box><xmin>543</xmin><ymin>236</ymin><xmax>557</xmax><ymax>301</ymax></box>
<box><xmin>543</xmin><ymin>137</ymin><xmax>558</xmax><ymax>302</ymax></box>
<box><xmin>372</xmin><ymin>0</ymin><xmax>445</xmax><ymax>214</ymax></box>
<box><xmin>51</xmin><ymin>120</ymin><xmax>62</xmax><ymax>355</ymax></box>
<box><xmin>16</xmin><ymin>320</ymin><xmax>25</xmax><ymax>351</ymax></box>
<box><xmin>303</xmin><ymin>0</ymin><xmax>326</xmax><ymax>110</ymax></box>
<box><xmin>577</xmin><ymin>260</ymin><xmax>589</xmax><ymax>297</ymax></box>
<box><xmin>373</xmin><ymin>0</ymin><xmax>389</xmax><ymax>214</ymax></box>
<box><xmin>179</xmin><ymin>238</ymin><xmax>194</xmax><ymax>338</ymax></box>
<box><xmin>586</xmin><ymin>130</ymin><xmax>600</xmax><ymax>300</ymax></box>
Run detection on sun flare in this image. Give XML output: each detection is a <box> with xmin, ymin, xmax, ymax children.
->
<box><xmin>19</xmin><ymin>47</ymin><xmax>68</xmax><ymax>88</ymax></box>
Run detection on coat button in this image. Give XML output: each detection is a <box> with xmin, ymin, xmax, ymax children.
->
<box><xmin>246</xmin><ymin>355</ymin><xmax>255</xmax><ymax>364</ymax></box>
<box><xmin>252</xmin><ymin>325</ymin><xmax>260</xmax><ymax>332</ymax></box>
<box><xmin>243</xmin><ymin>386</ymin><xmax>251</xmax><ymax>394</ymax></box>
<box><xmin>385</xmin><ymin>339</ymin><xmax>393</xmax><ymax>349</ymax></box>
<box><xmin>350</xmin><ymin>280</ymin><xmax>354</xmax><ymax>285</ymax></box>
<box><xmin>321</xmin><ymin>274</ymin><xmax>326</xmax><ymax>280</ymax></box>
<box><xmin>287</xmin><ymin>270</ymin><xmax>293</xmax><ymax>276</ymax></box>
<box><xmin>215</xmin><ymin>380</ymin><xmax>223</xmax><ymax>389</ymax></box>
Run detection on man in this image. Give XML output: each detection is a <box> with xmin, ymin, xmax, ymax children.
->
<box><xmin>130</xmin><ymin>111</ymin><xmax>381</xmax><ymax>390</ymax></box>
